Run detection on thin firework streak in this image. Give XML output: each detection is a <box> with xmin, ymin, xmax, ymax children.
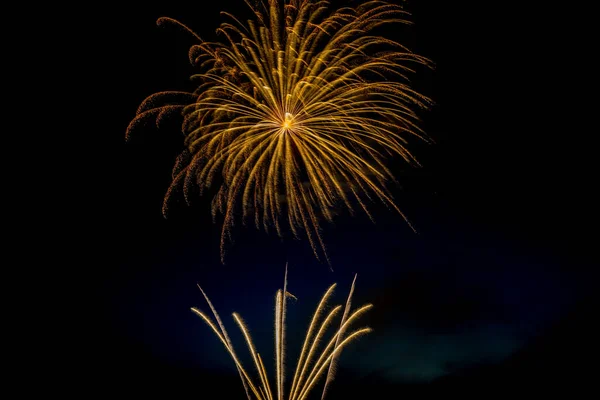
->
<box><xmin>192</xmin><ymin>265</ymin><xmax>372</xmax><ymax>400</ymax></box>
<box><xmin>126</xmin><ymin>0</ymin><xmax>433</xmax><ymax>264</ymax></box>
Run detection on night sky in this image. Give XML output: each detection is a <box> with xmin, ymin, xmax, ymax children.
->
<box><xmin>67</xmin><ymin>0</ymin><xmax>596</xmax><ymax>397</ymax></box>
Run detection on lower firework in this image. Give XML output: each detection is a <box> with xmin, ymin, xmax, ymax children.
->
<box><xmin>192</xmin><ymin>266</ymin><xmax>372</xmax><ymax>400</ymax></box>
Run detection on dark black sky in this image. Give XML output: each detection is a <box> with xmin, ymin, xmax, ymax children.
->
<box><xmin>65</xmin><ymin>0</ymin><xmax>597</xmax><ymax>397</ymax></box>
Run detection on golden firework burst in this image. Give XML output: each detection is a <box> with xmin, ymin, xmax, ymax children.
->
<box><xmin>127</xmin><ymin>0</ymin><xmax>433</xmax><ymax>264</ymax></box>
<box><xmin>192</xmin><ymin>265</ymin><xmax>371</xmax><ymax>400</ymax></box>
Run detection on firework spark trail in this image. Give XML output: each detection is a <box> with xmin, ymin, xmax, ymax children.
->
<box><xmin>279</xmin><ymin>265</ymin><xmax>288</xmax><ymax>400</ymax></box>
<box><xmin>127</xmin><ymin>0</ymin><xmax>433</xmax><ymax>264</ymax></box>
<box><xmin>288</xmin><ymin>282</ymin><xmax>336</xmax><ymax>400</ymax></box>
<box><xmin>275</xmin><ymin>289</ymin><xmax>283</xmax><ymax>400</ymax></box>
<box><xmin>192</xmin><ymin>266</ymin><xmax>371</xmax><ymax>400</ymax></box>
<box><xmin>295</xmin><ymin>305</ymin><xmax>373</xmax><ymax>400</ymax></box>
<box><xmin>320</xmin><ymin>273</ymin><xmax>356</xmax><ymax>400</ymax></box>
<box><xmin>197</xmin><ymin>284</ymin><xmax>253</xmax><ymax>400</ymax></box>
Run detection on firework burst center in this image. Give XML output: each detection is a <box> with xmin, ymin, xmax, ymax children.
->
<box><xmin>282</xmin><ymin>112</ymin><xmax>295</xmax><ymax>130</ymax></box>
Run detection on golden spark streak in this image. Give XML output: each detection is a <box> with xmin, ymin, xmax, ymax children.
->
<box><xmin>294</xmin><ymin>304</ymin><xmax>374</xmax><ymax>400</ymax></box>
<box><xmin>289</xmin><ymin>283</ymin><xmax>336</xmax><ymax>400</ymax></box>
<box><xmin>321</xmin><ymin>274</ymin><xmax>357</xmax><ymax>400</ymax></box>
<box><xmin>296</xmin><ymin>328</ymin><xmax>372</xmax><ymax>400</ymax></box>
<box><xmin>190</xmin><ymin>308</ymin><xmax>263</xmax><ymax>399</ymax></box>
<box><xmin>197</xmin><ymin>285</ymin><xmax>253</xmax><ymax>400</ymax></box>
<box><xmin>275</xmin><ymin>290</ymin><xmax>283</xmax><ymax>400</ymax></box>
<box><xmin>234</xmin><ymin>313</ymin><xmax>273</xmax><ymax>400</ymax></box>
<box><xmin>289</xmin><ymin>305</ymin><xmax>341</xmax><ymax>400</ymax></box>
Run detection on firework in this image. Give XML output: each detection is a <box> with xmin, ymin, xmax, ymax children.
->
<box><xmin>192</xmin><ymin>265</ymin><xmax>372</xmax><ymax>400</ymax></box>
<box><xmin>127</xmin><ymin>0</ymin><xmax>433</xmax><ymax>263</ymax></box>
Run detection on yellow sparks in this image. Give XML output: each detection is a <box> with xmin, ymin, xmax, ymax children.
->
<box><xmin>126</xmin><ymin>0</ymin><xmax>433</xmax><ymax>264</ymax></box>
<box><xmin>192</xmin><ymin>265</ymin><xmax>372</xmax><ymax>400</ymax></box>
